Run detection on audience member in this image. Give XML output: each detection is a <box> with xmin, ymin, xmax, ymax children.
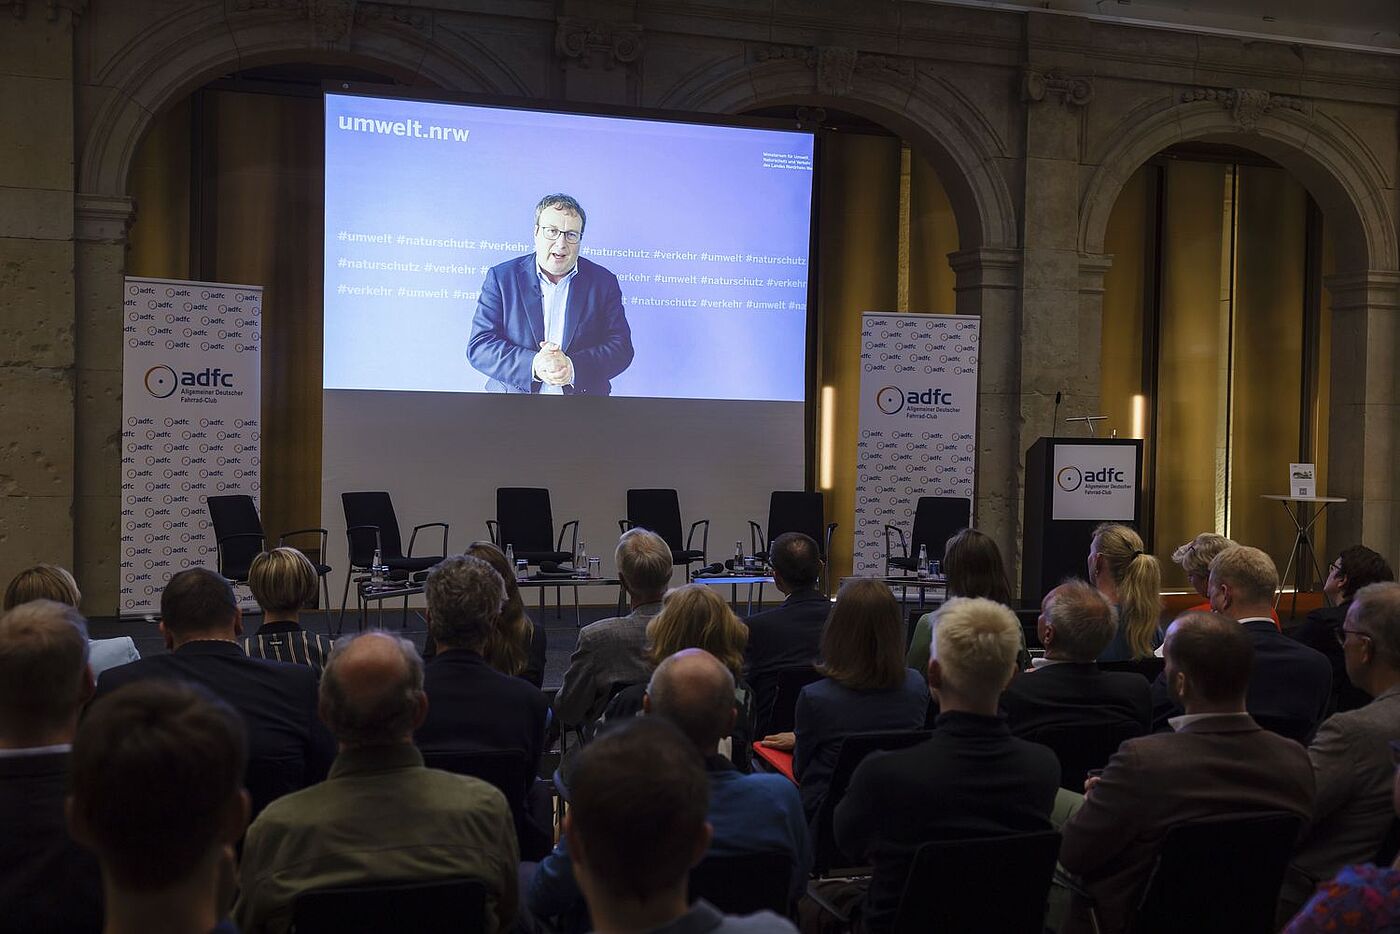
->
<box><xmin>554</xmin><ymin>528</ymin><xmax>673</xmax><ymax>728</ymax></box>
<box><xmin>414</xmin><ymin>554</ymin><xmax>550</xmax><ymax>857</ymax></box>
<box><xmin>241</xmin><ymin>547</ymin><xmax>333</xmax><ymax>674</ymax></box>
<box><xmin>564</xmin><ymin>717</ymin><xmax>797</xmax><ymax>934</ymax></box>
<box><xmin>1087</xmin><ymin>523</ymin><xmax>1163</xmax><ymax>661</ymax></box>
<box><xmin>1282</xmin><ymin>582</ymin><xmax>1400</xmax><ymax>917</ymax></box>
<box><xmin>1000</xmin><ymin>580</ymin><xmax>1150</xmax><ymax>735</ymax></box>
<box><xmin>530</xmin><ymin>650</ymin><xmax>812</xmax><ymax>927</ymax></box>
<box><xmin>1151</xmin><ymin>546</ymin><xmax>1331</xmax><ymax>735</ymax></box>
<box><xmin>0</xmin><ymin>601</ymin><xmax>102</xmax><ymax>933</ymax></box>
<box><xmin>766</xmin><ymin>579</ymin><xmax>928</xmax><ymax>820</ymax></box>
<box><xmin>469</xmin><ymin>541</ymin><xmax>547</xmax><ymax>686</ymax></box>
<box><xmin>906</xmin><ymin>528</ymin><xmax>1023</xmax><ymax>673</ymax></box>
<box><xmin>4</xmin><ymin>563</ymin><xmax>139</xmax><ymax>676</ymax></box>
<box><xmin>69</xmin><ymin>680</ymin><xmax>250</xmax><ymax>934</ymax></box>
<box><xmin>1060</xmin><ymin>612</ymin><xmax>1315</xmax><ymax>934</ymax></box>
<box><xmin>1294</xmin><ymin>545</ymin><xmax>1395</xmax><ymax>713</ymax></box>
<box><xmin>235</xmin><ymin>631</ymin><xmax>518</xmax><ymax>933</ymax></box>
<box><xmin>94</xmin><ymin>567</ymin><xmax>334</xmax><ymax>815</ymax></box>
<box><xmin>835</xmin><ymin>597</ymin><xmax>1059</xmax><ymax>934</ymax></box>
<box><xmin>743</xmin><ymin>532</ymin><xmax>828</xmax><ymax>734</ymax></box>
<box><xmin>603</xmin><ymin>584</ymin><xmax>754</xmax><ymax>767</ymax></box>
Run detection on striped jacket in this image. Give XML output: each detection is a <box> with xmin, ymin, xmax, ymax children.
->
<box><xmin>242</xmin><ymin>620</ymin><xmax>333</xmax><ymax>676</ymax></box>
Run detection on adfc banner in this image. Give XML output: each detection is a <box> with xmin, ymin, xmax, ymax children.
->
<box><xmin>853</xmin><ymin>313</ymin><xmax>980</xmax><ymax>576</ymax></box>
<box><xmin>120</xmin><ymin>277</ymin><xmax>262</xmax><ymax>616</ymax></box>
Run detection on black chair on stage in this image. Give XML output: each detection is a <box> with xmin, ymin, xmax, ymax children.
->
<box><xmin>689</xmin><ymin>851</ymin><xmax>793</xmax><ymax>916</ymax></box>
<box><xmin>206</xmin><ymin>494</ymin><xmax>332</xmax><ymax>608</ymax></box>
<box><xmin>489</xmin><ymin>487</ymin><xmax>579</xmax><ymax>617</ymax></box>
<box><xmin>811</xmin><ymin>729</ymin><xmax>931</xmax><ymax>874</ymax></box>
<box><xmin>291</xmin><ymin>878</ymin><xmax>487</xmax><ymax>934</ymax></box>
<box><xmin>884</xmin><ymin>496</ymin><xmax>971</xmax><ymax>577</ymax></box>
<box><xmin>339</xmin><ymin>491</ymin><xmax>448</xmax><ymax>628</ymax></box>
<box><xmin>1023</xmin><ymin>720</ymin><xmax>1144</xmax><ymax>791</ymax></box>
<box><xmin>619</xmin><ymin>488</ymin><xmax>709</xmax><ymax>580</ymax></box>
<box><xmin>749</xmin><ymin>491</ymin><xmax>837</xmax><ymax>594</ymax></box>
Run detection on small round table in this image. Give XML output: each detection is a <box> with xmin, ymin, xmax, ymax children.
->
<box><xmin>1260</xmin><ymin>494</ymin><xmax>1346</xmax><ymax>614</ymax></box>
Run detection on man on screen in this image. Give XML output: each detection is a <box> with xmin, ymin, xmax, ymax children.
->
<box><xmin>467</xmin><ymin>194</ymin><xmax>633</xmax><ymax>395</ymax></box>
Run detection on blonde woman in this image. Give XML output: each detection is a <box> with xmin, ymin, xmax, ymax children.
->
<box><xmin>1088</xmin><ymin>523</ymin><xmax>1163</xmax><ymax>661</ymax></box>
<box><xmin>466</xmin><ymin>541</ymin><xmax>545</xmax><ymax>687</ymax></box>
<box><xmin>3</xmin><ymin>564</ymin><xmax>139</xmax><ymax>676</ymax></box>
<box><xmin>243</xmin><ymin>547</ymin><xmax>333</xmax><ymax>674</ymax></box>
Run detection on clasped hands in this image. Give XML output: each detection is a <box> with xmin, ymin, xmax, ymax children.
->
<box><xmin>532</xmin><ymin>341</ymin><xmax>574</xmax><ymax>387</ymax></box>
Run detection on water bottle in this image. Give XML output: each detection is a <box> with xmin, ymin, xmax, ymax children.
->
<box><xmin>917</xmin><ymin>544</ymin><xmax>929</xmax><ymax>579</ymax></box>
<box><xmin>371</xmin><ymin>547</ymin><xmax>384</xmax><ymax>587</ymax></box>
<box><xmin>505</xmin><ymin>543</ymin><xmax>515</xmax><ymax>574</ymax></box>
<box><xmin>735</xmin><ymin>541</ymin><xmax>744</xmax><ymax>571</ymax></box>
<box><xmin>575</xmin><ymin>540</ymin><xmax>587</xmax><ymax>578</ymax></box>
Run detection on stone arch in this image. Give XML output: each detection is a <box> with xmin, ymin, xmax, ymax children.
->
<box><xmin>655</xmin><ymin>52</ymin><xmax>1018</xmax><ymax>252</ymax></box>
<box><xmin>1080</xmin><ymin>93</ymin><xmax>1399</xmax><ymax>274</ymax></box>
<box><xmin>78</xmin><ymin>9</ymin><xmax>529</xmax><ymax>199</ymax></box>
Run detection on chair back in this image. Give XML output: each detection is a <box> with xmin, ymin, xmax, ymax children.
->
<box><xmin>1098</xmin><ymin>657</ymin><xmax>1166</xmax><ymax>681</ymax></box>
<box><xmin>291</xmin><ymin>877</ymin><xmax>487</xmax><ymax>934</ymax></box>
<box><xmin>206</xmin><ymin>494</ymin><xmax>264</xmax><ymax>581</ymax></box>
<box><xmin>1250</xmin><ymin>713</ymin><xmax>1315</xmax><ymax>745</ymax></box>
<box><xmin>1130</xmin><ymin>812</ymin><xmax>1303</xmax><ymax>934</ymax></box>
<box><xmin>496</xmin><ymin>488</ymin><xmax>556</xmax><ymax>553</ymax></box>
<box><xmin>420</xmin><ymin>748</ymin><xmax>532</xmax><ymax>814</ymax></box>
<box><xmin>765</xmin><ymin>666</ymin><xmax>824</xmax><ymax>734</ymax></box>
<box><xmin>909</xmin><ymin>496</ymin><xmax>971</xmax><ymax>562</ymax></box>
<box><xmin>813</xmin><ymin>730</ymin><xmax>931</xmax><ymax>872</ymax></box>
<box><xmin>892</xmin><ymin>831</ymin><xmax>1062</xmax><ymax>934</ymax></box>
<box><xmin>1023</xmin><ymin>721</ymin><xmax>1144</xmax><ymax>790</ymax></box>
<box><xmin>626</xmin><ymin>489</ymin><xmax>685</xmax><ymax>551</ymax></box>
<box><xmin>689</xmin><ymin>851</ymin><xmax>792</xmax><ymax>916</ymax></box>
<box><xmin>767</xmin><ymin>492</ymin><xmax>827</xmax><ymax>556</ymax></box>
<box><xmin>342</xmin><ymin>492</ymin><xmax>405</xmax><ymax>565</ymax></box>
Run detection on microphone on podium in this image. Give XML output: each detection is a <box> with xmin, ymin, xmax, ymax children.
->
<box><xmin>1052</xmin><ymin>390</ymin><xmax>1063</xmax><ymax>438</ymax></box>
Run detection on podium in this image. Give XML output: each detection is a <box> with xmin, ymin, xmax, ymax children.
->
<box><xmin>1021</xmin><ymin>437</ymin><xmax>1144</xmax><ymax>604</ymax></box>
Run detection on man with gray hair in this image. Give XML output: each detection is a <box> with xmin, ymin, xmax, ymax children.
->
<box><xmin>555</xmin><ymin>527</ymin><xmax>675</xmax><ymax>728</ymax></box>
<box><xmin>234</xmin><ymin>631</ymin><xmax>519</xmax><ymax>934</ymax></box>
<box><xmin>0</xmin><ymin>600</ymin><xmax>102</xmax><ymax>933</ymax></box>
<box><xmin>1150</xmin><ymin>545</ymin><xmax>1331</xmax><ymax>734</ymax></box>
<box><xmin>1001</xmin><ymin>580</ymin><xmax>1151</xmax><ymax>735</ymax></box>
<box><xmin>1282</xmin><ymin>582</ymin><xmax>1400</xmax><ymax>918</ymax></box>
<box><xmin>833</xmin><ymin>598</ymin><xmax>1061</xmax><ymax>934</ymax></box>
<box><xmin>528</xmin><ymin>649</ymin><xmax>811</xmax><ymax>925</ymax></box>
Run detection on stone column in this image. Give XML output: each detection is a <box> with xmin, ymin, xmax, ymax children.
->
<box><xmin>949</xmin><ymin>247</ymin><xmax>1022</xmax><ymax>577</ymax></box>
<box><xmin>74</xmin><ymin>196</ymin><xmax>136</xmax><ymax>615</ymax></box>
<box><xmin>1076</xmin><ymin>254</ymin><xmax>1114</xmax><ymax>416</ymax></box>
<box><xmin>0</xmin><ymin>5</ymin><xmax>79</xmax><ymax>579</ymax></box>
<box><xmin>1323</xmin><ymin>270</ymin><xmax>1400</xmax><ymax>561</ymax></box>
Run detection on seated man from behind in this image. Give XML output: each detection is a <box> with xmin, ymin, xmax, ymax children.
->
<box><xmin>554</xmin><ymin>528</ymin><xmax>674</xmax><ymax>729</ymax></box>
<box><xmin>0</xmin><ymin>600</ymin><xmax>102</xmax><ymax>934</ymax></box>
<box><xmin>1000</xmin><ymin>580</ymin><xmax>1151</xmax><ymax>735</ymax></box>
<box><xmin>834</xmin><ymin>597</ymin><xmax>1061</xmax><ymax>934</ymax></box>
<box><xmin>743</xmin><ymin>532</ymin><xmax>828</xmax><ymax>735</ymax></box>
<box><xmin>565</xmin><ymin>716</ymin><xmax>797</xmax><ymax>934</ymax></box>
<box><xmin>1294</xmin><ymin>545</ymin><xmax>1395</xmax><ymax>713</ymax></box>
<box><xmin>1282</xmin><ymin>582</ymin><xmax>1400</xmax><ymax>917</ymax></box>
<box><xmin>529</xmin><ymin>649</ymin><xmax>812</xmax><ymax>926</ymax></box>
<box><xmin>94</xmin><ymin>567</ymin><xmax>334</xmax><ymax>816</ymax></box>
<box><xmin>414</xmin><ymin>554</ymin><xmax>549</xmax><ymax>857</ymax></box>
<box><xmin>1061</xmin><ymin>611</ymin><xmax>1315</xmax><ymax>934</ymax></box>
<box><xmin>69</xmin><ymin>680</ymin><xmax>250</xmax><ymax>934</ymax></box>
<box><xmin>235</xmin><ymin>631</ymin><xmax>519</xmax><ymax>934</ymax></box>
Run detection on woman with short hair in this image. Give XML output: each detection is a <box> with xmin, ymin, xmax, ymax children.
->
<box><xmin>3</xmin><ymin>564</ymin><xmax>140</xmax><ymax>677</ymax></box>
<box><xmin>243</xmin><ymin>547</ymin><xmax>333</xmax><ymax>674</ymax></box>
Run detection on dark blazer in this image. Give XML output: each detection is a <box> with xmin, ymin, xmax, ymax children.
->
<box><xmin>466</xmin><ymin>254</ymin><xmax>633</xmax><ymax>395</ymax></box>
<box><xmin>834</xmin><ymin>712</ymin><xmax>1060</xmax><ymax>934</ymax></box>
<box><xmin>1001</xmin><ymin>662</ymin><xmax>1152</xmax><ymax>736</ymax></box>
<box><xmin>1059</xmin><ymin>713</ymin><xmax>1315</xmax><ymax>934</ymax></box>
<box><xmin>743</xmin><ymin>588</ymin><xmax>830</xmax><ymax>732</ymax></box>
<box><xmin>1293</xmin><ymin>602</ymin><xmax>1370</xmax><ymax>713</ymax></box>
<box><xmin>0</xmin><ymin>751</ymin><xmax>103</xmax><ymax>934</ymax></box>
<box><xmin>414</xmin><ymin>648</ymin><xmax>550</xmax><ymax>772</ymax></box>
<box><xmin>94</xmin><ymin>640</ymin><xmax>334</xmax><ymax>816</ymax></box>
<box><xmin>1150</xmin><ymin>618</ymin><xmax>1332</xmax><ymax>734</ymax></box>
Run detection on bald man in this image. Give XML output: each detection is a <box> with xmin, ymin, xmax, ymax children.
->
<box><xmin>527</xmin><ymin>649</ymin><xmax>812</xmax><ymax>926</ymax></box>
<box><xmin>234</xmin><ymin>632</ymin><xmax>520</xmax><ymax>934</ymax></box>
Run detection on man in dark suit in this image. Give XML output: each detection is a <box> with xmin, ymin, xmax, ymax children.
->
<box><xmin>94</xmin><ymin>567</ymin><xmax>334</xmax><ymax>816</ymax></box>
<box><xmin>834</xmin><ymin>598</ymin><xmax>1061</xmax><ymax>934</ymax></box>
<box><xmin>1150</xmin><ymin>545</ymin><xmax>1331</xmax><ymax>738</ymax></box>
<box><xmin>1001</xmin><ymin>579</ymin><xmax>1151</xmax><ymax>735</ymax></box>
<box><xmin>467</xmin><ymin>193</ymin><xmax>633</xmax><ymax>395</ymax></box>
<box><xmin>743</xmin><ymin>532</ymin><xmax>828</xmax><ymax>734</ymax></box>
<box><xmin>414</xmin><ymin>554</ymin><xmax>550</xmax><ymax>857</ymax></box>
<box><xmin>0</xmin><ymin>600</ymin><xmax>102</xmax><ymax>933</ymax></box>
<box><xmin>1061</xmin><ymin>612</ymin><xmax>1315</xmax><ymax>934</ymax></box>
<box><xmin>1292</xmin><ymin>544</ymin><xmax>1394</xmax><ymax>714</ymax></box>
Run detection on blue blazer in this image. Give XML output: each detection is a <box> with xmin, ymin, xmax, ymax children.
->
<box><xmin>467</xmin><ymin>254</ymin><xmax>633</xmax><ymax>395</ymax></box>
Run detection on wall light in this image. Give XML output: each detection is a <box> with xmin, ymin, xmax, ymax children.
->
<box><xmin>820</xmin><ymin>386</ymin><xmax>836</xmax><ymax>489</ymax></box>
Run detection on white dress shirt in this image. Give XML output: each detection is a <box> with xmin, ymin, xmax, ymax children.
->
<box><xmin>537</xmin><ymin>264</ymin><xmax>578</xmax><ymax>395</ymax></box>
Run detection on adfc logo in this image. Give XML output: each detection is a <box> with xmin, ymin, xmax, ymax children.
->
<box><xmin>1056</xmin><ymin>465</ymin><xmax>1083</xmax><ymax>492</ymax></box>
<box><xmin>875</xmin><ymin>386</ymin><xmax>904</xmax><ymax>415</ymax></box>
<box><xmin>144</xmin><ymin>365</ymin><xmax>178</xmax><ymax>399</ymax></box>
